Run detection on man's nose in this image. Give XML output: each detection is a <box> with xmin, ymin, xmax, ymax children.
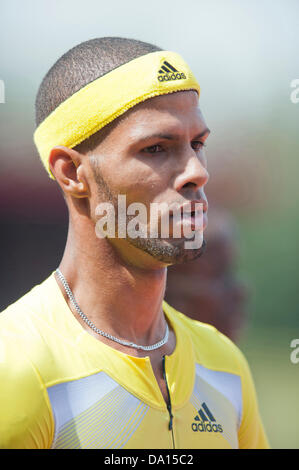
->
<box><xmin>174</xmin><ymin>152</ymin><xmax>210</xmax><ymax>193</ymax></box>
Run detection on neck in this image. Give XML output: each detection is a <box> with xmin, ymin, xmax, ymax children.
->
<box><xmin>57</xmin><ymin>214</ymin><xmax>168</xmax><ymax>349</ymax></box>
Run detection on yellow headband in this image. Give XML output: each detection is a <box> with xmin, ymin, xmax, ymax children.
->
<box><xmin>34</xmin><ymin>50</ymin><xmax>200</xmax><ymax>179</ymax></box>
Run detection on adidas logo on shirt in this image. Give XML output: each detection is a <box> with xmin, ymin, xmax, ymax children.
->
<box><xmin>157</xmin><ymin>61</ymin><xmax>186</xmax><ymax>82</ymax></box>
<box><xmin>192</xmin><ymin>402</ymin><xmax>223</xmax><ymax>433</ymax></box>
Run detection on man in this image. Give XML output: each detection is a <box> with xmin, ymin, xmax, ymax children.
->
<box><xmin>166</xmin><ymin>207</ymin><xmax>249</xmax><ymax>343</ymax></box>
<box><xmin>0</xmin><ymin>37</ymin><xmax>269</xmax><ymax>449</ymax></box>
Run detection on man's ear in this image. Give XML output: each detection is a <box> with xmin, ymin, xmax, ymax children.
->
<box><xmin>48</xmin><ymin>146</ymin><xmax>89</xmax><ymax>198</ymax></box>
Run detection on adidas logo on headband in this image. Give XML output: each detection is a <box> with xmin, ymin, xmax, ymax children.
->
<box><xmin>157</xmin><ymin>61</ymin><xmax>186</xmax><ymax>82</ymax></box>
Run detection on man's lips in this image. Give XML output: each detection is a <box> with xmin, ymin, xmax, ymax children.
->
<box><xmin>179</xmin><ymin>212</ymin><xmax>207</xmax><ymax>232</ymax></box>
<box><xmin>168</xmin><ymin>199</ymin><xmax>208</xmax><ymax>234</ymax></box>
<box><xmin>178</xmin><ymin>199</ymin><xmax>208</xmax><ymax>215</ymax></box>
<box><xmin>190</xmin><ymin>211</ymin><xmax>208</xmax><ymax>231</ymax></box>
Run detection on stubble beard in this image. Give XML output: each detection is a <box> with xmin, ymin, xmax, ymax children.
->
<box><xmin>92</xmin><ymin>162</ymin><xmax>207</xmax><ymax>266</ymax></box>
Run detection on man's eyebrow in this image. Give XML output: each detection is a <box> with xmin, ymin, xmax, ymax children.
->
<box><xmin>134</xmin><ymin>128</ymin><xmax>211</xmax><ymax>143</ymax></box>
<box><xmin>193</xmin><ymin>128</ymin><xmax>211</xmax><ymax>139</ymax></box>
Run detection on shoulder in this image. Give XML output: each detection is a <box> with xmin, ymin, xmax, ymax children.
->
<box><xmin>163</xmin><ymin>300</ymin><xmax>249</xmax><ymax>377</ymax></box>
<box><xmin>0</xmin><ymin>275</ymin><xmax>58</xmax><ymax>367</ymax></box>
<box><xmin>0</xmin><ymin>272</ymin><xmax>81</xmax><ymax>383</ymax></box>
<box><xmin>0</xmin><ymin>273</ymin><xmax>54</xmax><ymax>332</ymax></box>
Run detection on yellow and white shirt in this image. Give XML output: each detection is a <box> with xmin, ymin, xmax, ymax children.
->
<box><xmin>0</xmin><ymin>272</ymin><xmax>269</xmax><ymax>449</ymax></box>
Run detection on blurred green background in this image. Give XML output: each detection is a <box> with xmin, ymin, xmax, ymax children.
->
<box><xmin>1</xmin><ymin>0</ymin><xmax>298</xmax><ymax>449</ymax></box>
<box><xmin>236</xmin><ymin>105</ymin><xmax>299</xmax><ymax>449</ymax></box>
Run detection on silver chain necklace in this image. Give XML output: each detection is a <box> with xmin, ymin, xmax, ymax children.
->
<box><xmin>55</xmin><ymin>268</ymin><xmax>169</xmax><ymax>351</ymax></box>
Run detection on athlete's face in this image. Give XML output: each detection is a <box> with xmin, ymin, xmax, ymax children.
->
<box><xmin>85</xmin><ymin>90</ymin><xmax>210</xmax><ymax>267</ymax></box>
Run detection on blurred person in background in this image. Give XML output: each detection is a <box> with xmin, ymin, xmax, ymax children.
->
<box><xmin>166</xmin><ymin>207</ymin><xmax>249</xmax><ymax>343</ymax></box>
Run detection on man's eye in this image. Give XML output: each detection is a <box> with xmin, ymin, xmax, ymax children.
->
<box><xmin>142</xmin><ymin>144</ymin><xmax>164</xmax><ymax>154</ymax></box>
<box><xmin>192</xmin><ymin>141</ymin><xmax>207</xmax><ymax>151</ymax></box>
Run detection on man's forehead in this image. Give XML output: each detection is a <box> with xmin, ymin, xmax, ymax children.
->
<box><xmin>115</xmin><ymin>91</ymin><xmax>206</xmax><ymax>137</ymax></box>
<box><xmin>127</xmin><ymin>89</ymin><xmax>200</xmax><ymax>116</ymax></box>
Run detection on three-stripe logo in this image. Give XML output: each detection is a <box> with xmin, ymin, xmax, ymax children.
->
<box><xmin>157</xmin><ymin>61</ymin><xmax>186</xmax><ymax>82</ymax></box>
<box><xmin>192</xmin><ymin>402</ymin><xmax>223</xmax><ymax>433</ymax></box>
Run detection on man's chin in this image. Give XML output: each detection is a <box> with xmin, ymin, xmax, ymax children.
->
<box><xmin>127</xmin><ymin>236</ymin><xmax>207</xmax><ymax>266</ymax></box>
